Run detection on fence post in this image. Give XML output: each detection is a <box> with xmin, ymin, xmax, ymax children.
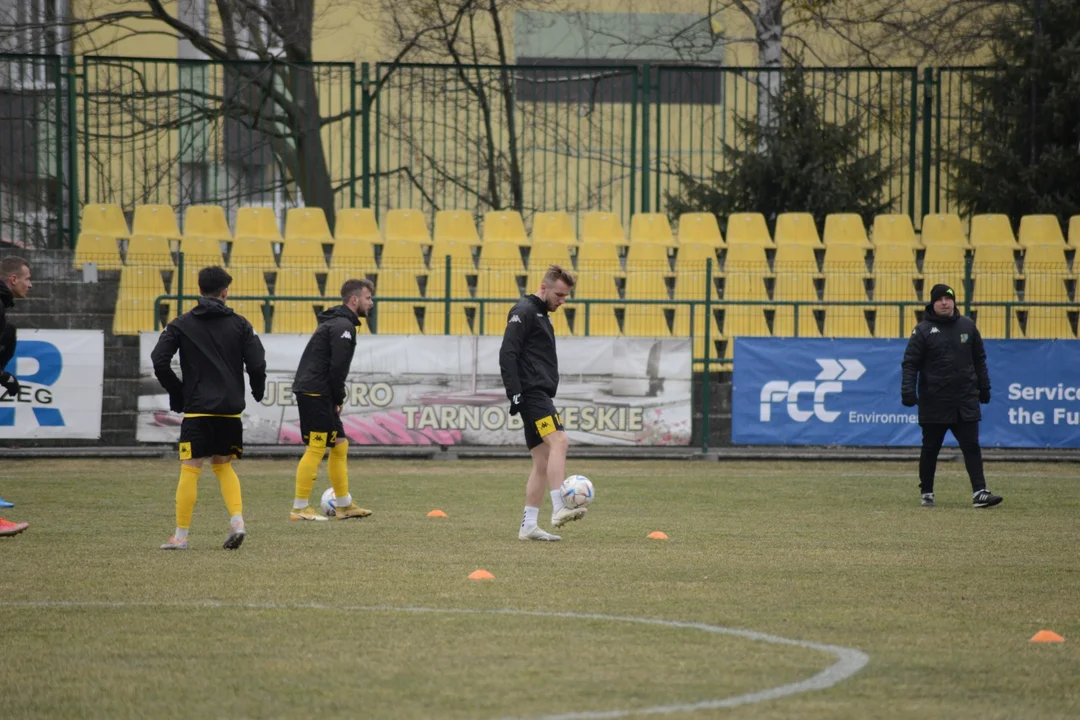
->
<box><xmin>701</xmin><ymin>257</ymin><xmax>712</xmax><ymax>453</ymax></box>
<box><xmin>443</xmin><ymin>255</ymin><xmax>451</xmax><ymax>335</ymax></box>
<box><xmin>628</xmin><ymin>69</ymin><xmax>638</xmax><ymax>217</ymax></box>
<box><xmin>640</xmin><ymin>63</ymin><xmax>651</xmax><ymax>214</ymax></box>
<box><xmin>920</xmin><ymin>67</ymin><xmax>934</xmax><ymax>231</ymax></box>
<box><xmin>908</xmin><ymin>68</ymin><xmax>918</xmax><ymax>224</ymax></box>
<box><xmin>360</xmin><ymin>63</ymin><xmax>372</xmax><ymax>209</ymax></box>
<box><xmin>176</xmin><ymin>252</ymin><xmax>184</xmax><ymax>318</ymax></box>
<box><xmin>963</xmin><ymin>252</ymin><xmax>972</xmax><ymax>317</ymax></box>
<box><xmin>65</xmin><ymin>55</ymin><xmax>80</xmax><ymax>247</ymax></box>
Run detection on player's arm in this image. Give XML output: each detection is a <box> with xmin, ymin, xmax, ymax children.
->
<box><xmin>900</xmin><ymin>326</ymin><xmax>925</xmax><ymax>406</ymax></box>
<box><xmin>972</xmin><ymin>325</ymin><xmax>991</xmax><ymax>401</ymax></box>
<box><xmin>328</xmin><ymin>319</ymin><xmax>354</xmax><ymax>407</ymax></box>
<box><xmin>150</xmin><ymin>324</ymin><xmax>185</xmax><ymax>411</ymax></box>
<box><xmin>498</xmin><ymin>307</ymin><xmax>529</xmax><ymax>410</ymax></box>
<box><xmin>242</xmin><ymin>320</ymin><xmax>267</xmax><ymax>402</ymax></box>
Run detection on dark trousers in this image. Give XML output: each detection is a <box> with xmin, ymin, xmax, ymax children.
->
<box><xmin>0</xmin><ymin>325</ymin><xmax>15</xmax><ymax>372</ymax></box>
<box><xmin>919</xmin><ymin>421</ymin><xmax>987</xmax><ymax>494</ymax></box>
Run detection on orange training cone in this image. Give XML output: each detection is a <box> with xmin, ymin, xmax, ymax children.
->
<box><xmin>427</xmin><ymin>509</ymin><xmax>448</xmax><ymax>517</ymax></box>
<box><xmin>468</xmin><ymin>569</ymin><xmax>495</xmax><ymax>580</ymax></box>
<box><xmin>647</xmin><ymin>531</ymin><xmax>669</xmax><ymax>540</ymax></box>
<box><xmin>1030</xmin><ymin>630</ymin><xmax>1064</xmax><ymax>643</ymax></box>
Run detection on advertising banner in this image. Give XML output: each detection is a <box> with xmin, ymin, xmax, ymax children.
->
<box><xmin>0</xmin><ymin>330</ymin><xmax>104</xmax><ymax>439</ymax></box>
<box><xmin>732</xmin><ymin>338</ymin><xmax>1080</xmax><ymax>448</ymax></box>
<box><xmin>137</xmin><ymin>333</ymin><xmax>692</xmax><ymax>446</ymax></box>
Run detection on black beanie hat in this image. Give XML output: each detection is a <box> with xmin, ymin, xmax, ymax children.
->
<box><xmin>930</xmin><ymin>284</ymin><xmax>955</xmax><ymax>303</ymax></box>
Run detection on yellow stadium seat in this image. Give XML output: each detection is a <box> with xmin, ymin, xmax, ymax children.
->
<box><xmin>1069</xmin><ymin>216</ymin><xmax>1080</xmax><ymax>247</ymax></box>
<box><xmin>576</xmin><ymin>241</ymin><xmax>622</xmax><ymax>271</ymax></box>
<box><xmin>823</xmin><ymin>214</ymin><xmax>872</xmax><ymax>247</ymax></box>
<box><xmin>970</xmin><ymin>214</ymin><xmax>1017</xmax><ymax>247</ymax></box>
<box><xmin>573</xmin><ymin>271</ymin><xmax>621</xmax><ymax>336</ymax></box>
<box><xmin>822</xmin><ymin>275</ymin><xmax>868</xmax><ymax>302</ymax></box>
<box><xmin>1021</xmin><ymin>307</ymin><xmax>1076</xmax><ymax>339</ymax></box>
<box><xmin>476</xmin><ymin>270</ymin><xmax>522</xmax><ymax>334</ymax></box>
<box><xmin>379</xmin><ymin>239</ymin><xmax>427</xmax><ymax>271</ymax></box>
<box><xmin>183</xmin><ymin>205</ymin><xmax>232</xmax><ymax>240</ymax></box>
<box><xmin>822</xmin><ymin>244</ymin><xmax>869</xmax><ymax>274</ymax></box>
<box><xmin>113</xmin><ymin>267</ymin><xmax>168</xmax><ymax>335</ymax></box>
<box><xmin>1023</xmin><ymin>243</ymin><xmax>1071</xmax><ymax>273</ymax></box>
<box><xmin>178</xmin><ymin>236</ymin><xmax>226</xmax><ymax>266</ymax></box>
<box><xmin>623</xmin><ymin>268</ymin><xmax>673</xmax><ymax>337</ymax></box>
<box><xmin>674</xmin><ymin>242</ymin><xmax>719</xmax><ymax>270</ymax></box>
<box><xmin>425</xmin><ymin>261</ymin><xmax>473</xmax><ymax>301</ymax></box>
<box><xmin>873</xmin><ymin>305</ymin><xmax>922</xmax><ymax>339</ymax></box>
<box><xmin>773</xmin><ymin>245</ymin><xmax>819</xmax><ymax>303</ymax></box>
<box><xmin>415</xmin><ymin>301</ymin><xmax>475</xmax><ymax>335</ymax></box>
<box><xmin>624</xmin><ymin>271</ymin><xmax>670</xmax><ymax>301</ymax></box>
<box><xmin>532</xmin><ymin>211</ymin><xmax>577</xmax><ymax>245</ymax></box>
<box><xmin>434</xmin><ymin>210</ymin><xmax>480</xmax><ymax>245</ymax></box>
<box><xmin>1024</xmin><ymin>274</ymin><xmax>1070</xmax><ymax>303</ymax></box>
<box><xmin>723</xmin><ymin>243</ymin><xmax>770</xmax><ymax>300</ymax></box>
<box><xmin>384</xmin><ymin>209</ymin><xmax>432</xmax><ymax>245</ymax></box>
<box><xmin>81</xmin><ymin>203</ymin><xmax>129</xmax><ymax>238</ymax></box>
<box><xmin>673</xmin><ymin>261</ymin><xmax>718</xmax><ymax>302</ymax></box>
<box><xmin>723</xmin><ymin>306</ymin><xmax>770</xmax><ymax>337</ymax></box>
<box><xmin>972</xmin><ymin>306</ymin><xmax>1021</xmax><ymax>339</ymax></box>
<box><xmin>375</xmin><ymin>303</ymin><xmax>423</xmax><ymax>335</ymax></box>
<box><xmin>725</xmin><ymin>213</ymin><xmax>772</xmax><ymax>246</ymax></box>
<box><xmin>177</xmin><ymin>266</ymin><xmax>268</xmax><ymax>328</ymax></box>
<box><xmin>235</xmin><ymin>207</ymin><xmax>282</xmax><ymax>242</ymax></box>
<box><xmin>672</xmin><ymin>306</ymin><xmax>722</xmax><ymax>343</ymax></box>
<box><xmin>483</xmin><ymin>211</ymin><xmax>529</xmax><ymax>245</ymax></box>
<box><xmin>430</xmin><ymin>239</ymin><xmax>478</xmax><ymax>273</ymax></box>
<box><xmin>625</xmin><ymin>241</ymin><xmax>672</xmax><ymax>270</ymax></box>
<box><xmin>921</xmin><ymin>214</ymin><xmax>969</xmax><ymax>248</ymax></box>
<box><xmin>921</xmin><ymin>245</ymin><xmax>968</xmax><ymax>302</ymax></box>
<box><xmin>629</xmin><ymin>213</ymin><xmax>675</xmax><ymax>247</ymax></box>
<box><xmin>1022</xmin><ymin>244</ymin><xmax>1071</xmax><ymax>303</ymax></box>
<box><xmin>270</xmin><ymin>269</ymin><xmax>320</xmax><ymax>333</ymax></box>
<box><xmin>581</xmin><ymin>211</ymin><xmax>627</xmax><ymax>245</ymax></box>
<box><xmin>280</xmin><ymin>238</ymin><xmax>328</xmax><ymax>269</ymax></box>
<box><xmin>285</xmin><ymin>208</ymin><xmax>332</xmax><ymax>243</ymax></box>
<box><xmin>335</xmin><ymin>208</ymin><xmax>382</xmax><ymax>243</ymax></box>
<box><xmin>529</xmin><ymin>242</ymin><xmax>573</xmax><ymax>270</ymax></box>
<box><xmin>330</xmin><ymin>238</ymin><xmax>378</xmax><ymax>271</ymax></box>
<box><xmin>770</xmin><ymin>305</ymin><xmax>821</xmax><ymax>338</ymax></box>
<box><xmin>132</xmin><ymin>205</ymin><xmax>180</xmax><ymax>239</ymax></box>
<box><xmin>229</xmin><ymin>237</ymin><xmax>276</xmax><ymax>268</ymax></box>
<box><xmin>547</xmin><ymin>309</ymin><xmax>575</xmax><ymax>337</ymax></box>
<box><xmin>478</xmin><ymin>241</ymin><xmax>525</xmax><ymax>272</ymax></box>
<box><xmin>676</xmin><ymin>213</ymin><xmax>723</xmax><ymax>246</ymax></box>
<box><xmin>774</xmin><ymin>213</ymin><xmax>821</xmax><ymax>246</ymax></box>
<box><xmin>73</xmin><ymin>234</ymin><xmax>123</xmax><ymax>270</ymax></box>
<box><xmin>872</xmin><ymin>244</ymin><xmax>919</xmax><ymax>302</ymax></box>
<box><xmin>1018</xmin><ymin>215</ymin><xmax>1066</xmax><ymax>248</ymax></box>
<box><xmin>125</xmin><ymin>235</ymin><xmax>174</xmax><ymax>268</ymax></box>
<box><xmin>873</xmin><ymin>214</ymin><xmax>918</xmax><ymax>247</ymax></box>
<box><xmin>374</xmin><ymin>269</ymin><xmax>423</xmax><ymax>300</ymax></box>
<box><xmin>971</xmin><ymin>246</ymin><xmax>1018</xmax><ymax>302</ymax></box>
<box><xmin>823</xmin><ymin>307</ymin><xmax>873</xmax><ymax>337</ymax></box>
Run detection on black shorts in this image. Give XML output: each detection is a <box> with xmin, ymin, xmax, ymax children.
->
<box><xmin>520</xmin><ymin>391</ymin><xmax>563</xmax><ymax>450</ymax></box>
<box><xmin>179</xmin><ymin>416</ymin><xmax>244</xmax><ymax>460</ymax></box>
<box><xmin>296</xmin><ymin>393</ymin><xmax>345</xmax><ymax>448</ymax></box>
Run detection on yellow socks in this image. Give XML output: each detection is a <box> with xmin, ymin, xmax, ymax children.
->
<box><xmin>294</xmin><ymin>446</ymin><xmax>326</xmax><ymax>506</ymax></box>
<box><xmin>329</xmin><ymin>440</ymin><xmax>350</xmax><ymax>502</ymax></box>
<box><xmin>212</xmin><ymin>462</ymin><xmax>243</xmax><ymax>517</ymax></box>
<box><xmin>175</xmin><ymin>464</ymin><xmax>200</xmax><ymax>530</ymax></box>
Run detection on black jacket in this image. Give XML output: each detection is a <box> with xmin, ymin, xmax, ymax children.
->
<box><xmin>0</xmin><ymin>279</ymin><xmax>15</xmax><ymax>371</ymax></box>
<box><xmin>292</xmin><ymin>305</ymin><xmax>361</xmax><ymax>406</ymax></box>
<box><xmin>151</xmin><ymin>296</ymin><xmax>267</xmax><ymax>414</ymax></box>
<box><xmin>901</xmin><ymin>304</ymin><xmax>990</xmax><ymax>424</ymax></box>
<box><xmin>499</xmin><ymin>294</ymin><xmax>559</xmax><ymax>399</ymax></box>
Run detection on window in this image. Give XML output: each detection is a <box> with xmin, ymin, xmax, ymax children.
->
<box><xmin>0</xmin><ymin>0</ymin><xmax>62</xmax><ymax>88</ymax></box>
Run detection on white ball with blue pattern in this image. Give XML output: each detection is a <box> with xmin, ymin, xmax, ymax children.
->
<box><xmin>560</xmin><ymin>475</ymin><xmax>594</xmax><ymax>509</ymax></box>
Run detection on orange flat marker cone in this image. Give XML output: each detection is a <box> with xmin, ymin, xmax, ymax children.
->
<box><xmin>468</xmin><ymin>569</ymin><xmax>495</xmax><ymax>580</ymax></box>
<box><xmin>647</xmin><ymin>531</ymin><xmax>669</xmax><ymax>540</ymax></box>
<box><xmin>427</xmin><ymin>509</ymin><xmax>448</xmax><ymax>517</ymax></box>
<box><xmin>1030</xmin><ymin>630</ymin><xmax>1064</xmax><ymax>643</ymax></box>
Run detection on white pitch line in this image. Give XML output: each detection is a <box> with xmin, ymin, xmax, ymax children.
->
<box><xmin>0</xmin><ymin>601</ymin><xmax>869</xmax><ymax>719</ymax></box>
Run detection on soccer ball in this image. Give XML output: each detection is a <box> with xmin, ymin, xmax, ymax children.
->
<box><xmin>560</xmin><ymin>475</ymin><xmax>594</xmax><ymax>509</ymax></box>
<box><xmin>320</xmin><ymin>487</ymin><xmax>337</xmax><ymax>517</ymax></box>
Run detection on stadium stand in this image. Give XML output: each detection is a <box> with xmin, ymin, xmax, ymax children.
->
<box><xmin>531</xmin><ymin>211</ymin><xmax>577</xmax><ymax>245</ymax></box>
<box><xmin>676</xmin><ymin>213</ymin><xmax>723</xmax><ymax>246</ymax></box>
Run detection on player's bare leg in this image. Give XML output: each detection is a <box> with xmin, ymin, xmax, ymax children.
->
<box><xmin>519</xmin><ymin>444</ymin><xmax>560</xmax><ymax>541</ymax></box>
<box><xmin>545</xmin><ymin>430</ymin><xmax>584</xmax><ymax>528</ymax></box>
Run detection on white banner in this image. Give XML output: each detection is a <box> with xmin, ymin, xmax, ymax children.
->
<box><xmin>138</xmin><ymin>333</ymin><xmax>692</xmax><ymax>446</ymax></box>
<box><xmin>0</xmin><ymin>330</ymin><xmax>104</xmax><ymax>439</ymax></box>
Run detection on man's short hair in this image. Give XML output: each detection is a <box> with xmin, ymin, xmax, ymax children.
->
<box><xmin>543</xmin><ymin>264</ymin><xmax>575</xmax><ymax>288</ymax></box>
<box><xmin>1</xmin><ymin>256</ymin><xmax>29</xmax><ymax>279</ymax></box>
<box><xmin>341</xmin><ymin>277</ymin><xmax>375</xmax><ymax>302</ymax></box>
<box><xmin>198</xmin><ymin>266</ymin><xmax>232</xmax><ymax>297</ymax></box>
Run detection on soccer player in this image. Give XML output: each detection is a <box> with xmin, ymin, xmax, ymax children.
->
<box><xmin>0</xmin><ymin>255</ymin><xmax>32</xmax><ymax>534</ymax></box>
<box><xmin>902</xmin><ymin>283</ymin><xmax>1002</xmax><ymax>509</ymax></box>
<box><xmin>151</xmin><ymin>266</ymin><xmax>267</xmax><ymax>549</ymax></box>
<box><xmin>499</xmin><ymin>264</ymin><xmax>585</xmax><ymax>541</ymax></box>
<box><xmin>289</xmin><ymin>278</ymin><xmax>375</xmax><ymax>521</ymax></box>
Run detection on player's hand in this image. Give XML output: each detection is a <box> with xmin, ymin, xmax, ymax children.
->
<box><xmin>251</xmin><ymin>383</ymin><xmax>265</xmax><ymax>403</ymax></box>
<box><xmin>901</xmin><ymin>393</ymin><xmax>917</xmax><ymax>408</ymax></box>
<box><xmin>169</xmin><ymin>389</ymin><xmax>184</xmax><ymax>413</ymax></box>
<box><xmin>0</xmin><ymin>372</ymin><xmax>20</xmax><ymax>398</ymax></box>
<box><xmin>508</xmin><ymin>393</ymin><xmax>522</xmax><ymax>416</ymax></box>
<box><xmin>979</xmin><ymin>388</ymin><xmax>991</xmax><ymax>404</ymax></box>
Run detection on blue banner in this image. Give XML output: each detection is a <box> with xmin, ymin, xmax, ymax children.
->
<box><xmin>731</xmin><ymin>338</ymin><xmax>1080</xmax><ymax>448</ymax></box>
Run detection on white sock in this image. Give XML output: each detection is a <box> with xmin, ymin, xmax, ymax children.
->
<box><xmin>174</xmin><ymin>528</ymin><xmax>189</xmax><ymax>540</ymax></box>
<box><xmin>550</xmin><ymin>489</ymin><xmax>565</xmax><ymax>512</ymax></box>
<box><xmin>230</xmin><ymin>514</ymin><xmax>245</xmax><ymax>531</ymax></box>
<box><xmin>521</xmin><ymin>506</ymin><xmax>539</xmax><ymax>528</ymax></box>
<box><xmin>336</xmin><ymin>493</ymin><xmax>352</xmax><ymax>508</ymax></box>
<box><xmin>293</xmin><ymin>498</ymin><xmax>309</xmax><ymax>509</ymax></box>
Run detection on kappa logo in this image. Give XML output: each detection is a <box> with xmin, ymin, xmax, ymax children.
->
<box><xmin>341</xmin><ymin>330</ymin><xmax>352</xmax><ymax>339</ymax></box>
<box><xmin>759</xmin><ymin>358</ymin><xmax>866</xmax><ymax>423</ymax></box>
<box><xmin>509</xmin><ymin>315</ymin><xmax>522</xmax><ymax>324</ymax></box>
<box><xmin>930</xmin><ymin>327</ymin><xmax>940</xmax><ymax>334</ymax></box>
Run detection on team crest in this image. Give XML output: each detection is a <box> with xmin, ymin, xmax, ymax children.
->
<box><xmin>961</xmin><ymin>333</ymin><xmax>969</xmax><ymax>343</ymax></box>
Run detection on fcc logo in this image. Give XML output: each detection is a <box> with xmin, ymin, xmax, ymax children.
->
<box><xmin>759</xmin><ymin>358</ymin><xmax>866</xmax><ymax>423</ymax></box>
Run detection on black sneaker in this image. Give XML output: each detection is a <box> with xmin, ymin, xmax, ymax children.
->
<box><xmin>920</xmin><ymin>493</ymin><xmax>935</xmax><ymax>507</ymax></box>
<box><xmin>972</xmin><ymin>490</ymin><xmax>1003</xmax><ymax>508</ymax></box>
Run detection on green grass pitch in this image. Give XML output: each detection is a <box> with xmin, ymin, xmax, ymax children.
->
<box><xmin>1</xmin><ymin>458</ymin><xmax>1078</xmax><ymax>719</ymax></box>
